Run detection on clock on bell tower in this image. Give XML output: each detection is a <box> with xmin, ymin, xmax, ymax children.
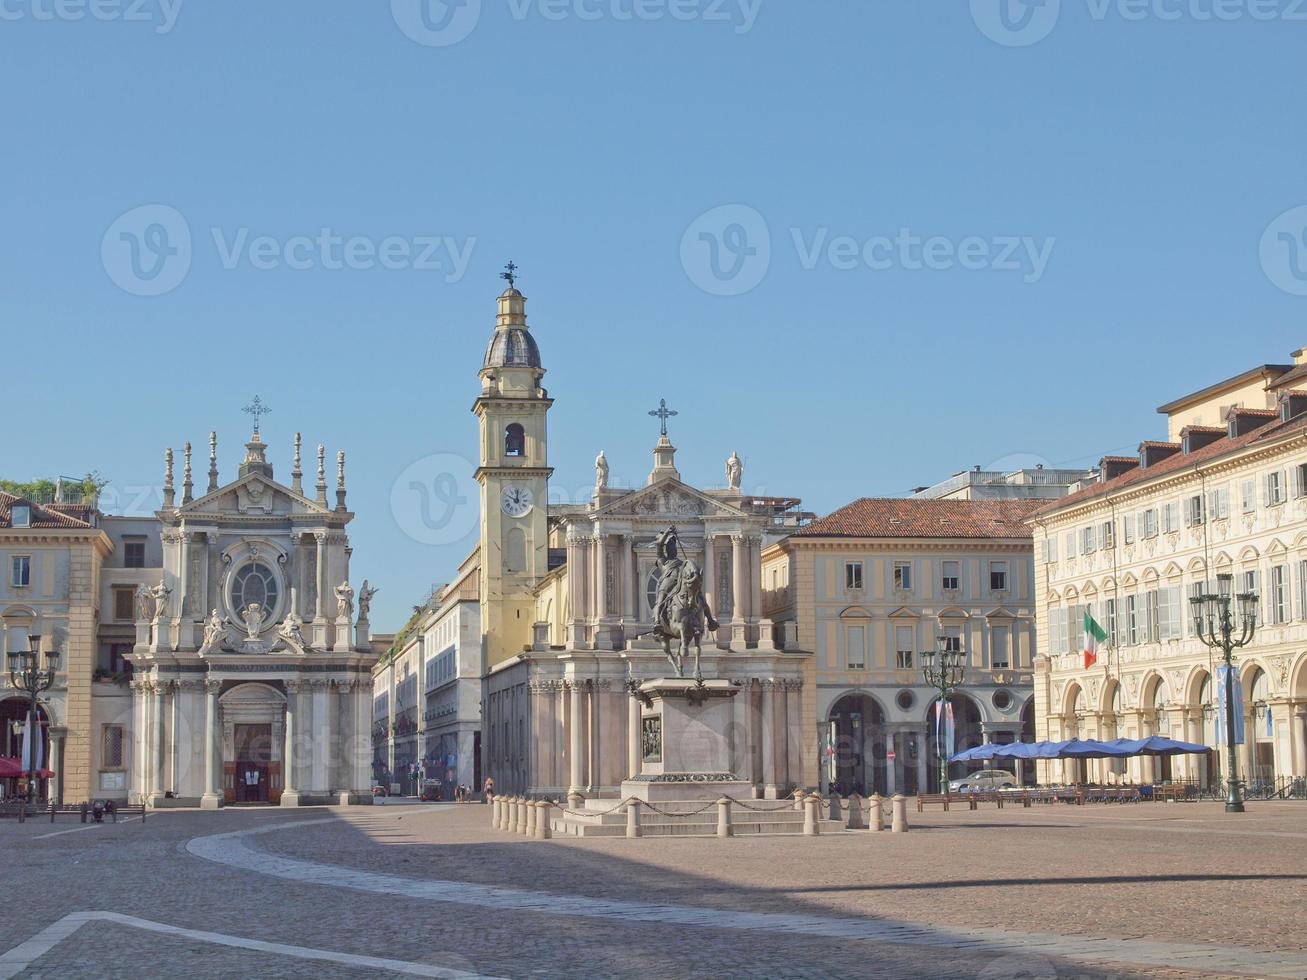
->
<box><xmin>473</xmin><ymin>269</ymin><xmax>553</xmax><ymax>669</ymax></box>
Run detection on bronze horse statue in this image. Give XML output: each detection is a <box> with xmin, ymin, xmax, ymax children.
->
<box><xmin>652</xmin><ymin>537</ymin><xmax>719</xmax><ymax>681</ymax></box>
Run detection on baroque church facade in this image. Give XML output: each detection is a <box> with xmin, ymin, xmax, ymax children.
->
<box><xmin>126</xmin><ymin>425</ymin><xmax>379</xmax><ymax>807</ymax></box>
<box><xmin>471</xmin><ymin>283</ymin><xmax>816</xmax><ymax>800</ymax></box>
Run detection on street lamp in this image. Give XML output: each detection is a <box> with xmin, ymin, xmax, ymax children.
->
<box><xmin>922</xmin><ymin>635</ymin><xmax>966</xmax><ymax>794</ymax></box>
<box><xmin>1190</xmin><ymin>573</ymin><xmax>1256</xmax><ymax>813</ymax></box>
<box><xmin>7</xmin><ymin>634</ymin><xmax>60</xmax><ymax>803</ymax></box>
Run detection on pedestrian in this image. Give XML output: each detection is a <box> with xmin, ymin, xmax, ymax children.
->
<box><xmin>483</xmin><ymin>776</ymin><xmax>494</xmax><ymax>804</ymax></box>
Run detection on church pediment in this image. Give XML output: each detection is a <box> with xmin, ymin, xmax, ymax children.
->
<box><xmin>595</xmin><ymin>480</ymin><xmax>747</xmax><ymax>520</ymax></box>
<box><xmin>179</xmin><ymin>473</ymin><xmax>329</xmax><ymax>519</ymax></box>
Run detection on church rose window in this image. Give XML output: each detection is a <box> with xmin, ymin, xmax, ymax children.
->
<box><xmin>232</xmin><ymin>562</ymin><xmax>279</xmax><ymax>616</ymax></box>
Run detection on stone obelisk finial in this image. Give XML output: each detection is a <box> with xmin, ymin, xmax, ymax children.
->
<box><xmin>182</xmin><ymin>442</ymin><xmax>194</xmax><ymax>504</ymax></box>
<box><xmin>315</xmin><ymin>444</ymin><xmax>327</xmax><ymax>505</ymax></box>
<box><xmin>291</xmin><ymin>432</ymin><xmax>303</xmax><ymax>495</ymax></box>
<box><xmin>163</xmin><ymin>448</ymin><xmax>175</xmax><ymax>508</ymax></box>
<box><xmin>207</xmin><ymin>431</ymin><xmax>219</xmax><ymax>493</ymax></box>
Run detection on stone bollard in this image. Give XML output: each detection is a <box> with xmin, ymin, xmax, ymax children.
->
<box><xmin>793</xmin><ymin>789</ymin><xmax>806</xmax><ymax>811</ymax></box>
<box><xmin>535</xmin><ymin>801</ymin><xmax>552</xmax><ymax>839</ymax></box>
<box><xmin>803</xmin><ymin>794</ymin><xmax>820</xmax><ymax>836</ymax></box>
<box><xmin>869</xmin><ymin>793</ymin><xmax>884</xmax><ymax>832</ymax></box>
<box><xmin>512</xmin><ymin>797</ymin><xmax>524</xmax><ymax>834</ymax></box>
<box><xmin>626</xmin><ymin>799</ymin><xmax>642</xmax><ymax>839</ymax></box>
<box><xmin>519</xmin><ymin>797</ymin><xmax>530</xmax><ymax>835</ymax></box>
<box><xmin>891</xmin><ymin>794</ymin><xmax>908</xmax><ymax>833</ymax></box>
<box><xmin>491</xmin><ymin>797</ymin><xmax>502</xmax><ymax>829</ymax></box>
<box><xmin>524</xmin><ymin>798</ymin><xmax>537</xmax><ymax>837</ymax></box>
<box><xmin>828</xmin><ymin>793</ymin><xmax>843</xmax><ymax>822</ymax></box>
<box><xmin>717</xmin><ymin>797</ymin><xmax>733</xmax><ymax>838</ymax></box>
<box><xmin>509</xmin><ymin>797</ymin><xmax>520</xmax><ymax>833</ymax></box>
<box><xmin>846</xmin><ymin>793</ymin><xmax>865</xmax><ymax>830</ymax></box>
<box><xmin>567</xmin><ymin>790</ymin><xmax>584</xmax><ymax>813</ymax></box>
<box><xmin>502</xmin><ymin>797</ymin><xmax>513</xmax><ymax>831</ymax></box>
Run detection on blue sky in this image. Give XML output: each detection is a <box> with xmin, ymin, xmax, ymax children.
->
<box><xmin>2</xmin><ymin>1</ymin><xmax>1304</xmax><ymax>629</ymax></box>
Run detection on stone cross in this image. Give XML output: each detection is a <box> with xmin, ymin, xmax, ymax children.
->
<box><xmin>500</xmin><ymin>260</ymin><xmax>518</xmax><ymax>290</ymax></box>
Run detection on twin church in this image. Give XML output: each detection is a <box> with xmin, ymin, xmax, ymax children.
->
<box><xmin>86</xmin><ymin>276</ymin><xmax>812</xmax><ymax>808</ymax></box>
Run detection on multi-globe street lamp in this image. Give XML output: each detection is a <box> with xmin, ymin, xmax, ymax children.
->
<box><xmin>921</xmin><ymin>636</ymin><xmax>966</xmax><ymax>794</ymax></box>
<box><xmin>1190</xmin><ymin>573</ymin><xmax>1258</xmax><ymax>813</ymax></box>
<box><xmin>6</xmin><ymin>633</ymin><xmax>59</xmax><ymax>803</ymax></box>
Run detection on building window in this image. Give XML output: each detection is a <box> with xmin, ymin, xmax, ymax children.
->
<box><xmin>1271</xmin><ymin>565</ymin><xmax>1289</xmax><ymax>624</ymax></box>
<box><xmin>941</xmin><ymin>631</ymin><xmax>962</xmax><ymax>655</ymax></box>
<box><xmin>1126</xmin><ymin>595</ymin><xmax>1139</xmax><ymax>645</ymax></box>
<box><xmin>1185</xmin><ymin>495</ymin><xmax>1206</xmax><ymax>527</ymax></box>
<box><xmin>11</xmin><ymin>505</ymin><xmax>30</xmax><ymax>527</ymax></box>
<box><xmin>102</xmin><ymin>725</ymin><xmax>125</xmax><ymax>769</ymax></box>
<box><xmin>1158</xmin><ymin>587</ymin><xmax>1182</xmax><ymax>640</ymax></box>
<box><xmin>1295</xmin><ymin>463</ymin><xmax>1307</xmax><ymax>498</ymax></box>
<box><xmin>11</xmin><ymin>556</ymin><xmax>31</xmax><ymax>588</ymax></box>
<box><xmin>989</xmin><ymin>561</ymin><xmax>1009</xmax><ymax>592</ymax></box>
<box><xmin>1240</xmin><ymin>479</ymin><xmax>1256</xmax><ymax>513</ymax></box>
<box><xmin>1064</xmin><ymin>531</ymin><xmax>1076</xmax><ymax>558</ymax></box>
<box><xmin>845</xmin><ymin>562</ymin><xmax>863</xmax><ymax>591</ymax></box>
<box><xmin>1081</xmin><ymin>526</ymin><xmax>1096</xmax><ymax>554</ymax></box>
<box><xmin>1121</xmin><ymin>514</ymin><xmax>1135</xmax><ymax>545</ymax></box>
<box><xmin>504</xmin><ymin>423</ymin><xmax>525</xmax><ymax>457</ymax></box>
<box><xmin>113</xmin><ymin>587</ymin><xmax>136</xmax><ymax>622</ymax></box>
<box><xmin>893</xmin><ymin>562</ymin><xmax>912</xmax><ymax>591</ymax></box>
<box><xmin>846</xmin><ymin>625</ymin><xmax>865</xmax><ymax>670</ymax></box>
<box><xmin>990</xmin><ymin>625</ymin><xmax>1010</xmax><ymax>669</ymax></box>
<box><xmin>1142</xmin><ymin>509</ymin><xmax>1159</xmax><ymax>538</ymax></box>
<box><xmin>1187</xmin><ymin>582</ymin><xmax>1204</xmax><ymax>636</ymax></box>
<box><xmin>941</xmin><ymin>561</ymin><xmax>960</xmax><ymax>592</ymax></box>
<box><xmin>1299</xmin><ymin>561</ymin><xmax>1307</xmax><ymax>621</ymax></box>
<box><xmin>1207</xmin><ymin>487</ymin><xmax>1230</xmax><ymax>520</ymax></box>
<box><xmin>1105</xmin><ymin>597</ymin><xmax>1118</xmax><ymax>646</ymax></box>
<box><xmin>1267</xmin><ymin>471</ymin><xmax>1286</xmax><ymax>506</ymax></box>
<box><xmin>124</xmin><ymin>541</ymin><xmax>146</xmax><ymax>568</ymax></box>
<box><xmin>101</xmin><ymin>643</ymin><xmax>132</xmax><ymax>675</ymax></box>
<box><xmin>895</xmin><ymin>625</ymin><xmax>914</xmax><ymax>669</ymax></box>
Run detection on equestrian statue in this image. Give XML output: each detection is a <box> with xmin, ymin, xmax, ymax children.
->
<box><xmin>651</xmin><ymin>526</ymin><xmax>719</xmax><ymax>681</ymax></box>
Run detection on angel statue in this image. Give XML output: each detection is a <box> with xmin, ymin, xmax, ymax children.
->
<box><xmin>358</xmin><ymin>581</ymin><xmax>379</xmax><ymax>621</ymax></box>
<box><xmin>335</xmin><ymin>581</ymin><xmax>354</xmax><ymax>620</ymax></box>
<box><xmin>278</xmin><ymin>612</ymin><xmax>308</xmax><ymax>651</ymax></box>
<box><xmin>198</xmin><ymin>609</ymin><xmax>227</xmax><ymax>654</ymax></box>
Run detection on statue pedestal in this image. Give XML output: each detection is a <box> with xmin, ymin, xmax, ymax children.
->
<box><xmin>620</xmin><ymin>678</ymin><xmax>751</xmax><ymax>803</ymax></box>
<box><xmin>333</xmin><ymin>616</ymin><xmax>353</xmax><ymax>653</ymax></box>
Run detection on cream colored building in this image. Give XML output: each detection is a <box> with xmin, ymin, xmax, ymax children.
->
<box><xmin>764</xmin><ymin>498</ymin><xmax>1041</xmax><ymax>796</ymax></box>
<box><xmin>1031</xmin><ymin>349</ymin><xmax>1307</xmax><ymax>788</ymax></box>
<box><xmin>0</xmin><ymin>493</ymin><xmax>111</xmax><ymax>805</ymax></box>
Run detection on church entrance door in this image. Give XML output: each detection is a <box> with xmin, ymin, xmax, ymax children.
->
<box><xmin>234</xmin><ymin>723</ymin><xmax>272</xmax><ymax>804</ymax></box>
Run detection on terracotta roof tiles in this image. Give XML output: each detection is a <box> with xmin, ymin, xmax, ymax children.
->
<box><xmin>0</xmin><ymin>492</ymin><xmax>95</xmax><ymax>529</ymax></box>
<box><xmin>794</xmin><ymin>498</ymin><xmax>1041</xmax><ymax>540</ymax></box>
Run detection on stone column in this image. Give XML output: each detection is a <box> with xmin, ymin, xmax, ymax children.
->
<box><xmin>130</xmin><ymin>681</ymin><xmax>146</xmax><ymax>803</ymax></box>
<box><xmin>201</xmin><ymin>680</ymin><xmax>221</xmax><ymax>809</ymax></box>
<box><xmin>314</xmin><ymin>532</ymin><xmax>327</xmax><ymax>621</ymax></box>
<box><xmin>168</xmin><ymin>682</ymin><xmax>180</xmax><ymax>795</ymax></box>
<box><xmin>702</xmin><ymin>535</ymin><xmax>716</xmax><ymax>608</ymax></box>
<box><xmin>623</xmin><ymin>535</ymin><xmax>639</xmax><ymax>624</ymax></box>
<box><xmin>731</xmin><ymin>535</ymin><xmax>747</xmax><ymax>623</ymax></box>
<box><xmin>594</xmin><ymin>527</ymin><xmax>608</xmax><ymax>620</ymax></box>
<box><xmin>885</xmin><ymin>732</ymin><xmax>898</xmax><ymax>796</ymax></box>
<box><xmin>749</xmin><ymin>536</ymin><xmax>762</xmax><ymax>625</ymax></box>
<box><xmin>627</xmin><ymin>688</ymin><xmax>641</xmax><ymax>779</ymax></box>
<box><xmin>151</xmin><ymin>683</ymin><xmax>165</xmax><ymax>804</ymax></box>
<box><xmin>282</xmin><ymin>680</ymin><xmax>300</xmax><ymax>805</ymax></box>
<box><xmin>915</xmin><ymin>731</ymin><xmax>929</xmax><ymax>796</ymax></box>
<box><xmin>587</xmin><ymin>681</ymin><xmax>602</xmax><ymax>793</ymax></box>
<box><xmin>568</xmin><ymin>681</ymin><xmax>584</xmax><ymax>805</ymax></box>
<box><xmin>760</xmin><ymin>680</ymin><xmax>777</xmax><ymax>798</ymax></box>
<box><xmin>51</xmin><ymin>731</ymin><xmax>66</xmax><ymax>806</ymax></box>
<box><xmin>356</xmin><ymin>679</ymin><xmax>373</xmax><ymax>799</ymax></box>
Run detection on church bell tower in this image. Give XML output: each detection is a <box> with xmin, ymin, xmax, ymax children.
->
<box><xmin>474</xmin><ymin>266</ymin><xmax>553</xmax><ymax>669</ymax></box>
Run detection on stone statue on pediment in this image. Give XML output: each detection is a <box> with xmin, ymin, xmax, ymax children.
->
<box><xmin>150</xmin><ymin>579</ymin><xmax>171</xmax><ymax>621</ymax></box>
<box><xmin>242</xmin><ymin>603</ymin><xmax>266</xmax><ymax>640</ymax></box>
<box><xmin>199</xmin><ymin>608</ymin><xmax>228</xmax><ymax>654</ymax></box>
<box><xmin>595</xmin><ymin>451</ymin><xmax>609</xmax><ymax>490</ymax></box>
<box><xmin>335</xmin><ymin>581</ymin><xmax>354</xmax><ymax>620</ymax></box>
<box><xmin>277</xmin><ymin>611</ymin><xmax>308</xmax><ymax>651</ymax></box>
<box><xmin>358</xmin><ymin>581</ymin><xmax>378</xmax><ymax>621</ymax></box>
<box><xmin>136</xmin><ymin>585</ymin><xmax>154</xmax><ymax>623</ymax></box>
<box><xmin>726</xmin><ymin>451</ymin><xmax>743</xmax><ymax>492</ymax></box>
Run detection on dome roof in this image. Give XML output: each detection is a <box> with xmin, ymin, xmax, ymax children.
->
<box><xmin>482</xmin><ymin>327</ymin><xmax>541</xmax><ymax>370</ymax></box>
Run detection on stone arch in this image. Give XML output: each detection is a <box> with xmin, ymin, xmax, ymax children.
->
<box><xmin>1187</xmin><ymin>557</ymin><xmax>1208</xmax><ymax>576</ymax></box>
<box><xmin>1062</xmin><ymin>680</ymin><xmax>1085</xmax><ymax>718</ymax></box>
<box><xmin>1140</xmin><ymin>671</ymin><xmax>1169</xmax><ymax>709</ymax></box>
<box><xmin>1099</xmin><ymin>676</ymin><xmax>1123</xmax><ymax>715</ymax></box>
<box><xmin>1183</xmin><ymin>663</ymin><xmax>1212</xmax><ymax>708</ymax></box>
<box><xmin>1238</xmin><ymin>658</ymin><xmax>1268</xmax><ymax>688</ymax></box>
<box><xmin>825</xmin><ymin>690</ymin><xmax>889</xmax><ymax>797</ymax></box>
<box><xmin>1291</xmin><ymin>653</ymin><xmax>1307</xmax><ymax>699</ymax></box>
<box><xmin>1238</xmin><ymin>545</ymin><xmax>1261</xmax><ymax>564</ymax></box>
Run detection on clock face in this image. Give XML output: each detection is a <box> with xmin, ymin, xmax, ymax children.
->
<box><xmin>500</xmin><ymin>485</ymin><xmax>534</xmax><ymax>518</ymax></box>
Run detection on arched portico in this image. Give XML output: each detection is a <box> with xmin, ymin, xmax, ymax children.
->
<box><xmin>219</xmin><ymin>682</ymin><xmax>286</xmax><ymax>805</ymax></box>
<box><xmin>824</xmin><ymin>691</ymin><xmax>887</xmax><ymax>797</ymax></box>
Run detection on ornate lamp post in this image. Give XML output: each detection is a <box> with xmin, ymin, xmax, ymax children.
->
<box><xmin>921</xmin><ymin>636</ymin><xmax>965</xmax><ymax>794</ymax></box>
<box><xmin>6</xmin><ymin>633</ymin><xmax>60</xmax><ymax>803</ymax></box>
<box><xmin>1190</xmin><ymin>574</ymin><xmax>1257</xmax><ymax>813</ymax></box>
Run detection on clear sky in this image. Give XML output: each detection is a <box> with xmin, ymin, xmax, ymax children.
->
<box><xmin>2</xmin><ymin>1</ymin><xmax>1304</xmax><ymax>629</ymax></box>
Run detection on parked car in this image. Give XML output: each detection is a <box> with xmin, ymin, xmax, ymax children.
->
<box><xmin>949</xmin><ymin>769</ymin><xmax>1018</xmax><ymax>793</ymax></box>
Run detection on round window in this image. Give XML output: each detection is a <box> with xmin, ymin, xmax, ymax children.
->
<box><xmin>231</xmin><ymin>562</ymin><xmax>279</xmax><ymax>617</ymax></box>
<box><xmin>992</xmin><ymin>689</ymin><xmax>1013</xmax><ymax>711</ymax></box>
<box><xmin>895</xmin><ymin>689</ymin><xmax>915</xmax><ymax>712</ymax></box>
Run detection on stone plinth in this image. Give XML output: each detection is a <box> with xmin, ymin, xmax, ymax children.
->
<box><xmin>620</xmin><ymin>678</ymin><xmax>750</xmax><ymax>803</ymax></box>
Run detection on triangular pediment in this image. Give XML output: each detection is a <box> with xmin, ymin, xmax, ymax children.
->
<box><xmin>178</xmin><ymin>472</ymin><xmax>329</xmax><ymax>519</ymax></box>
<box><xmin>594</xmin><ymin>479</ymin><xmax>747</xmax><ymax>520</ymax></box>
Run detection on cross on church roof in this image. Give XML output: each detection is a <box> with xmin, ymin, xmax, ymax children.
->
<box><xmin>242</xmin><ymin>395</ymin><xmax>271</xmax><ymax>434</ymax></box>
<box><xmin>649</xmin><ymin>398</ymin><xmax>678</xmax><ymax>438</ymax></box>
<box><xmin>501</xmin><ymin>260</ymin><xmax>519</xmax><ymax>290</ymax></box>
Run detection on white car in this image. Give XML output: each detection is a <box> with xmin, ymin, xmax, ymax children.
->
<box><xmin>948</xmin><ymin>769</ymin><xmax>1018</xmax><ymax>793</ymax></box>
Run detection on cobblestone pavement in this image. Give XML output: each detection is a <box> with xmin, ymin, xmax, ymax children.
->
<box><xmin>1</xmin><ymin>800</ymin><xmax>1304</xmax><ymax>978</ymax></box>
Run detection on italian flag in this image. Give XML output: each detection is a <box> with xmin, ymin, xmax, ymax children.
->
<box><xmin>1083</xmin><ymin>610</ymin><xmax>1108</xmax><ymax>669</ymax></box>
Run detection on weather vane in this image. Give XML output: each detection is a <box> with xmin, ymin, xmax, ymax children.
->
<box><xmin>648</xmin><ymin>398</ymin><xmax>678</xmax><ymax>438</ymax></box>
<box><xmin>243</xmin><ymin>395</ymin><xmax>271</xmax><ymax>435</ymax></box>
<box><xmin>501</xmin><ymin>260</ymin><xmax>519</xmax><ymax>290</ymax></box>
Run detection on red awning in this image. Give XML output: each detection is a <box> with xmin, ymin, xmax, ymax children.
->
<box><xmin>0</xmin><ymin>757</ymin><xmax>54</xmax><ymax>779</ymax></box>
